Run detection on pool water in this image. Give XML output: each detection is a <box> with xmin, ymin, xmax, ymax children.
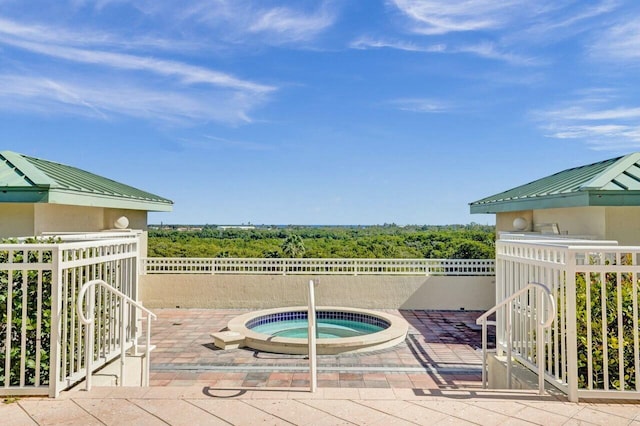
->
<box><xmin>252</xmin><ymin>318</ymin><xmax>385</xmax><ymax>339</ymax></box>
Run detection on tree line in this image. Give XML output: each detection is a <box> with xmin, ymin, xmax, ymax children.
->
<box><xmin>148</xmin><ymin>224</ymin><xmax>495</xmax><ymax>259</ymax></box>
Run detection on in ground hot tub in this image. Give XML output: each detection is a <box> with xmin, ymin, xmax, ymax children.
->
<box><xmin>226</xmin><ymin>306</ymin><xmax>409</xmax><ymax>355</ymax></box>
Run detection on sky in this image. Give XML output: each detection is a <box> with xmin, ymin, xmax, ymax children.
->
<box><xmin>1</xmin><ymin>0</ymin><xmax>640</xmax><ymax>225</ymax></box>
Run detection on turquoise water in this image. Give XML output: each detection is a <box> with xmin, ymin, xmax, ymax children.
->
<box><xmin>252</xmin><ymin>318</ymin><xmax>384</xmax><ymax>339</ymax></box>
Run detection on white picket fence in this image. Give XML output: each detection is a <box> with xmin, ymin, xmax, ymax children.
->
<box><xmin>496</xmin><ymin>238</ymin><xmax>640</xmax><ymax>401</ymax></box>
<box><xmin>0</xmin><ymin>237</ymin><xmax>141</xmax><ymax>397</ymax></box>
<box><xmin>143</xmin><ymin>257</ymin><xmax>495</xmax><ymax>276</ymax></box>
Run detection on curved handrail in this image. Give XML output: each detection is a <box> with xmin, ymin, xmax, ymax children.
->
<box><xmin>76</xmin><ymin>279</ymin><xmax>156</xmax><ymax>391</ymax></box>
<box><xmin>476</xmin><ymin>281</ymin><xmax>555</xmax><ymax>328</ymax></box>
<box><xmin>77</xmin><ymin>279</ymin><xmax>156</xmax><ymax>325</ymax></box>
<box><xmin>476</xmin><ymin>281</ymin><xmax>556</xmax><ymax>395</ymax></box>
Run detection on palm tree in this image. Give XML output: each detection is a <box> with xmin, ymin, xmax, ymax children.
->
<box><xmin>281</xmin><ymin>234</ymin><xmax>306</xmax><ymax>258</ymax></box>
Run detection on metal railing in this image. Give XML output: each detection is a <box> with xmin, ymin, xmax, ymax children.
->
<box><xmin>476</xmin><ymin>281</ymin><xmax>556</xmax><ymax>395</ymax></box>
<box><xmin>77</xmin><ymin>279</ymin><xmax>156</xmax><ymax>391</ymax></box>
<box><xmin>143</xmin><ymin>257</ymin><xmax>495</xmax><ymax>276</ymax></box>
<box><xmin>497</xmin><ymin>238</ymin><xmax>640</xmax><ymax>401</ymax></box>
<box><xmin>1</xmin><ymin>236</ymin><xmax>140</xmax><ymax>397</ymax></box>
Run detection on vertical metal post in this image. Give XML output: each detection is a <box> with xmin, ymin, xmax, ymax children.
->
<box><xmin>565</xmin><ymin>250</ymin><xmax>579</xmax><ymax>402</ymax></box>
<box><xmin>120</xmin><ymin>299</ymin><xmax>127</xmax><ymax>386</ymax></box>
<box><xmin>506</xmin><ymin>302</ymin><xmax>512</xmax><ymax>389</ymax></box>
<box><xmin>307</xmin><ymin>279</ymin><xmax>317</xmax><ymax>393</ymax></box>
<box><xmin>537</xmin><ymin>290</ymin><xmax>545</xmax><ymax>395</ymax></box>
<box><xmin>481</xmin><ymin>319</ymin><xmax>487</xmax><ymax>389</ymax></box>
<box><xmin>85</xmin><ymin>286</ymin><xmax>95</xmax><ymax>392</ymax></box>
<box><xmin>49</xmin><ymin>247</ymin><xmax>63</xmax><ymax>398</ymax></box>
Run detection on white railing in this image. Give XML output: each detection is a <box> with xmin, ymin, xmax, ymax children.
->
<box><xmin>77</xmin><ymin>279</ymin><xmax>155</xmax><ymax>391</ymax></box>
<box><xmin>1</xmin><ymin>236</ymin><xmax>141</xmax><ymax>397</ymax></box>
<box><xmin>143</xmin><ymin>257</ymin><xmax>495</xmax><ymax>276</ymax></box>
<box><xmin>476</xmin><ymin>281</ymin><xmax>556</xmax><ymax>395</ymax></box>
<box><xmin>497</xmin><ymin>238</ymin><xmax>640</xmax><ymax>402</ymax></box>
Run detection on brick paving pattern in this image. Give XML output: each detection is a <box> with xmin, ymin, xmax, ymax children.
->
<box><xmin>149</xmin><ymin>309</ymin><xmax>495</xmax><ymax>390</ymax></box>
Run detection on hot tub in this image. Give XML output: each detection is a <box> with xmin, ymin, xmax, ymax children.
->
<box><xmin>226</xmin><ymin>306</ymin><xmax>409</xmax><ymax>355</ymax></box>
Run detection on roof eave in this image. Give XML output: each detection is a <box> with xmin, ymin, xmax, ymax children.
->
<box><xmin>470</xmin><ymin>190</ymin><xmax>640</xmax><ymax>214</ymax></box>
<box><xmin>46</xmin><ymin>189</ymin><xmax>173</xmax><ymax>212</ymax></box>
<box><xmin>0</xmin><ymin>187</ymin><xmax>50</xmax><ymax>203</ymax></box>
<box><xmin>470</xmin><ymin>192</ymin><xmax>590</xmax><ymax>213</ymax></box>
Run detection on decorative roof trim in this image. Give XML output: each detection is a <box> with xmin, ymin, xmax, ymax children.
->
<box><xmin>0</xmin><ymin>151</ymin><xmax>55</xmax><ymax>187</ymax></box>
<box><xmin>580</xmin><ymin>152</ymin><xmax>640</xmax><ymax>190</ymax></box>
<box><xmin>0</xmin><ymin>150</ymin><xmax>173</xmax><ymax>212</ymax></box>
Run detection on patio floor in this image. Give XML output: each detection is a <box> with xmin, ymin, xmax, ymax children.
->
<box><xmin>4</xmin><ymin>309</ymin><xmax>640</xmax><ymax>424</ymax></box>
<box><xmin>148</xmin><ymin>309</ymin><xmax>492</xmax><ymax>389</ymax></box>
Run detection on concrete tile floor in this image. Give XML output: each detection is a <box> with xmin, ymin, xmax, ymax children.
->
<box><xmin>5</xmin><ymin>386</ymin><xmax>640</xmax><ymax>425</ymax></box>
<box><xmin>4</xmin><ymin>310</ymin><xmax>640</xmax><ymax>425</ymax></box>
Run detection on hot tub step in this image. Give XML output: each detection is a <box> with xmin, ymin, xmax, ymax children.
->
<box><xmin>211</xmin><ymin>331</ymin><xmax>245</xmax><ymax>350</ymax></box>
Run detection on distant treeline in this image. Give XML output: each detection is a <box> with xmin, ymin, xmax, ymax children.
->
<box><xmin>148</xmin><ymin>224</ymin><xmax>496</xmax><ymax>259</ymax></box>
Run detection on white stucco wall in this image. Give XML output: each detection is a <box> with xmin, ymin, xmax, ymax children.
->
<box><xmin>33</xmin><ymin>204</ymin><xmax>104</xmax><ymax>235</ymax></box>
<box><xmin>496</xmin><ymin>206</ymin><xmax>640</xmax><ymax>245</ymax></box>
<box><xmin>0</xmin><ymin>203</ymin><xmax>35</xmax><ymax>238</ymax></box>
<box><xmin>605</xmin><ymin>207</ymin><xmax>640</xmax><ymax>245</ymax></box>
<box><xmin>139</xmin><ymin>274</ymin><xmax>496</xmax><ymax>310</ymax></box>
<box><xmin>533</xmin><ymin>207</ymin><xmax>605</xmax><ymax>238</ymax></box>
<box><xmin>33</xmin><ymin>204</ymin><xmax>147</xmax><ymax>234</ymax></box>
<box><xmin>1</xmin><ymin>203</ymin><xmax>149</xmax><ymax>253</ymax></box>
<box><xmin>495</xmin><ymin>210</ymin><xmax>534</xmax><ymax>234</ymax></box>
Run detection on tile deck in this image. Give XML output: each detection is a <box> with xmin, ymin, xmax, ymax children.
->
<box><xmin>4</xmin><ymin>309</ymin><xmax>640</xmax><ymax>425</ymax></box>
<box><xmin>148</xmin><ymin>309</ymin><xmax>491</xmax><ymax>390</ymax></box>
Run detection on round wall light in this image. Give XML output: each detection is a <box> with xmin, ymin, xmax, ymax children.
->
<box><xmin>512</xmin><ymin>217</ymin><xmax>528</xmax><ymax>231</ymax></box>
<box><xmin>114</xmin><ymin>216</ymin><xmax>129</xmax><ymax>229</ymax></box>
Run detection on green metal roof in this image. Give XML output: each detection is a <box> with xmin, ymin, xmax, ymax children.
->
<box><xmin>470</xmin><ymin>153</ymin><xmax>640</xmax><ymax>214</ymax></box>
<box><xmin>0</xmin><ymin>151</ymin><xmax>173</xmax><ymax>211</ymax></box>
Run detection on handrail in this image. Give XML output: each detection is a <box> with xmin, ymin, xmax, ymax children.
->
<box><xmin>77</xmin><ymin>279</ymin><xmax>156</xmax><ymax>391</ymax></box>
<box><xmin>476</xmin><ymin>281</ymin><xmax>556</xmax><ymax>395</ymax></box>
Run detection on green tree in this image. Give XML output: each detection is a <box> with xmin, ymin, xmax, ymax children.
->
<box><xmin>450</xmin><ymin>240</ymin><xmax>494</xmax><ymax>259</ymax></box>
<box><xmin>281</xmin><ymin>234</ymin><xmax>306</xmax><ymax>258</ymax></box>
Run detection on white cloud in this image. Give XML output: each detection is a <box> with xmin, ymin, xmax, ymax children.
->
<box><xmin>389</xmin><ymin>0</ymin><xmax>618</xmax><ymax>37</ymax></box>
<box><xmin>0</xmin><ymin>14</ymin><xmax>275</xmax><ymax>124</ymax></box>
<box><xmin>534</xmin><ymin>93</ymin><xmax>640</xmax><ymax>150</ymax></box>
<box><xmin>0</xmin><ymin>20</ymin><xmax>273</xmax><ymax>94</ymax></box>
<box><xmin>0</xmin><ymin>16</ymin><xmax>198</xmax><ymax>52</ymax></box>
<box><xmin>350</xmin><ymin>37</ymin><xmax>445</xmax><ymax>53</ymax></box>
<box><xmin>181</xmin><ymin>0</ymin><xmax>336</xmax><ymax>44</ymax></box>
<box><xmin>0</xmin><ymin>74</ymin><xmax>262</xmax><ymax>124</ymax></box>
<box><xmin>389</xmin><ymin>98</ymin><xmax>452</xmax><ymax>113</ymax></box>
<box><xmin>389</xmin><ymin>0</ymin><xmax>524</xmax><ymax>35</ymax></box>
<box><xmin>350</xmin><ymin>36</ymin><xmax>538</xmax><ymax>66</ymax></box>
<box><xmin>456</xmin><ymin>42</ymin><xmax>542</xmax><ymax>66</ymax></box>
<box><xmin>247</xmin><ymin>5</ymin><xmax>335</xmax><ymax>41</ymax></box>
<box><xmin>590</xmin><ymin>19</ymin><xmax>640</xmax><ymax>62</ymax></box>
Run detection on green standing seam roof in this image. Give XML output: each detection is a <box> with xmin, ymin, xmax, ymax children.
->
<box><xmin>0</xmin><ymin>150</ymin><xmax>173</xmax><ymax>212</ymax></box>
<box><xmin>470</xmin><ymin>153</ymin><xmax>640</xmax><ymax>214</ymax></box>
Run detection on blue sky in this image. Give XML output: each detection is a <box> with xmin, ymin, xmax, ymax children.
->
<box><xmin>2</xmin><ymin>1</ymin><xmax>640</xmax><ymax>225</ymax></box>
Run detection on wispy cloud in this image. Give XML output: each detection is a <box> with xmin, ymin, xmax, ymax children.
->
<box><xmin>533</xmin><ymin>92</ymin><xmax>640</xmax><ymax>150</ymax></box>
<box><xmin>0</xmin><ymin>74</ymin><xmax>262</xmax><ymax>124</ymax></box>
<box><xmin>388</xmin><ymin>0</ymin><xmax>524</xmax><ymax>35</ymax></box>
<box><xmin>181</xmin><ymin>0</ymin><xmax>337</xmax><ymax>45</ymax></box>
<box><xmin>590</xmin><ymin>18</ymin><xmax>640</xmax><ymax>62</ymax></box>
<box><xmin>0</xmin><ymin>19</ymin><xmax>273</xmax><ymax>94</ymax></box>
<box><xmin>248</xmin><ymin>5</ymin><xmax>335</xmax><ymax>41</ymax></box>
<box><xmin>350</xmin><ymin>37</ymin><xmax>445</xmax><ymax>53</ymax></box>
<box><xmin>0</xmin><ymin>15</ymin><xmax>275</xmax><ymax>124</ymax></box>
<box><xmin>0</xmin><ymin>16</ymin><xmax>199</xmax><ymax>52</ymax></box>
<box><xmin>350</xmin><ymin>36</ymin><xmax>539</xmax><ymax>66</ymax></box>
<box><xmin>389</xmin><ymin>98</ymin><xmax>452</xmax><ymax>113</ymax></box>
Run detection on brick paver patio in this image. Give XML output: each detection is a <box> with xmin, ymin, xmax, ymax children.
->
<box><xmin>149</xmin><ymin>309</ymin><xmax>494</xmax><ymax>390</ymax></box>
